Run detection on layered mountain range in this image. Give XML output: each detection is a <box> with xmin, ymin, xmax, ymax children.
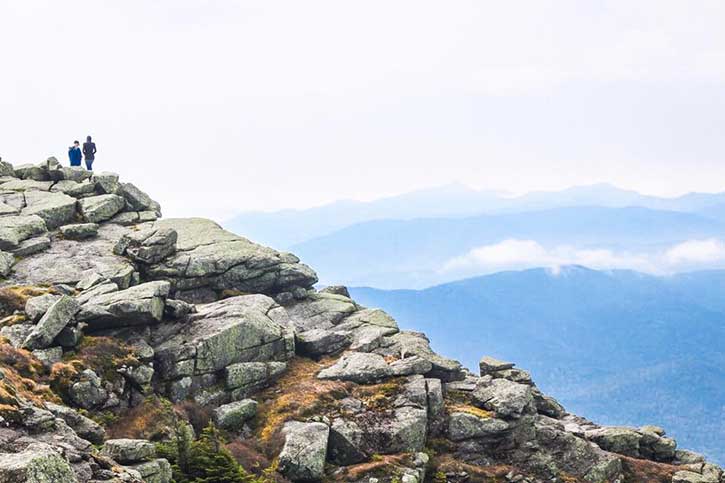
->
<box><xmin>0</xmin><ymin>158</ymin><xmax>722</xmax><ymax>483</ymax></box>
<box><xmin>224</xmin><ymin>184</ymin><xmax>725</xmax><ymax>288</ymax></box>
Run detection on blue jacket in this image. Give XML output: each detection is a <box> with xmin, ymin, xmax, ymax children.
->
<box><xmin>68</xmin><ymin>146</ymin><xmax>82</xmax><ymax>166</ymax></box>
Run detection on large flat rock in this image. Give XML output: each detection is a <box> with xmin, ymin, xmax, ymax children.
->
<box><xmin>10</xmin><ymin>223</ymin><xmax>136</xmax><ymax>287</ymax></box>
<box><xmin>0</xmin><ymin>214</ymin><xmax>47</xmax><ymax>250</ymax></box>
<box><xmin>21</xmin><ymin>191</ymin><xmax>78</xmax><ymax>229</ymax></box>
<box><xmin>145</xmin><ymin>218</ymin><xmax>317</xmax><ymax>302</ymax></box>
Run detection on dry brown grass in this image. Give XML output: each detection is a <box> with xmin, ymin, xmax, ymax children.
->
<box><xmin>332</xmin><ymin>454</ymin><xmax>409</xmax><ymax>481</ymax></box>
<box><xmin>350</xmin><ymin>379</ymin><xmax>404</xmax><ymax>411</ymax></box>
<box><xmin>0</xmin><ymin>286</ymin><xmax>56</xmax><ymax>316</ymax></box>
<box><xmin>621</xmin><ymin>456</ymin><xmax>678</xmax><ymax>483</ymax></box>
<box><xmin>104</xmin><ymin>395</ymin><xmax>213</xmax><ymax>440</ymax></box>
<box><xmin>432</xmin><ymin>455</ymin><xmax>515</xmax><ymax>483</ymax></box>
<box><xmin>175</xmin><ymin>400</ymin><xmax>212</xmax><ymax>435</ymax></box>
<box><xmin>0</xmin><ymin>314</ymin><xmax>27</xmax><ymax>327</ymax></box>
<box><xmin>558</xmin><ymin>473</ymin><xmax>582</xmax><ymax>483</ymax></box>
<box><xmin>254</xmin><ymin>356</ymin><xmax>349</xmax><ymax>453</ymax></box>
<box><xmin>219</xmin><ymin>289</ymin><xmax>250</xmax><ymax>299</ymax></box>
<box><xmin>106</xmin><ymin>397</ymin><xmax>172</xmax><ymax>439</ymax></box>
<box><xmin>49</xmin><ymin>361</ymin><xmax>83</xmax><ymax>400</ymax></box>
<box><xmin>0</xmin><ymin>339</ymin><xmax>45</xmax><ymax>379</ymax></box>
<box><xmin>0</xmin><ymin>368</ymin><xmax>58</xmax><ymax>407</ymax></box>
<box><xmin>447</xmin><ymin>403</ymin><xmax>495</xmax><ymax>419</ymax></box>
<box><xmin>0</xmin><ymin>340</ymin><xmax>57</xmax><ymax>409</ymax></box>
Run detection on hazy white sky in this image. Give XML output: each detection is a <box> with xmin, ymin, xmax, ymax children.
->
<box><xmin>1</xmin><ymin>1</ymin><xmax>724</xmax><ymax>219</ymax></box>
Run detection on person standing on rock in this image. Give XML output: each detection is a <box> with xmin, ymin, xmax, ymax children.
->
<box><xmin>82</xmin><ymin>135</ymin><xmax>97</xmax><ymax>170</ymax></box>
<box><xmin>68</xmin><ymin>140</ymin><xmax>82</xmax><ymax>167</ymax></box>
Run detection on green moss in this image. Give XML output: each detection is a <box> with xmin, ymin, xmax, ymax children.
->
<box><xmin>26</xmin><ymin>453</ymin><xmax>76</xmax><ymax>483</ymax></box>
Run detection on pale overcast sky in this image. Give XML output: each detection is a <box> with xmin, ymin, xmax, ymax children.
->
<box><xmin>1</xmin><ymin>1</ymin><xmax>724</xmax><ymax>219</ymax></box>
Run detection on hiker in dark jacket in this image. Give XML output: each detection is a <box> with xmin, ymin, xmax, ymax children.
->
<box><xmin>82</xmin><ymin>136</ymin><xmax>97</xmax><ymax>170</ymax></box>
<box><xmin>68</xmin><ymin>140</ymin><xmax>82</xmax><ymax>166</ymax></box>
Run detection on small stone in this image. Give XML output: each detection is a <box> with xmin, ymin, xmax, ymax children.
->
<box><xmin>76</xmin><ymin>271</ymin><xmax>107</xmax><ymax>291</ymax></box>
<box><xmin>164</xmin><ymin>299</ymin><xmax>196</xmax><ymax>319</ymax></box>
<box><xmin>390</xmin><ymin>355</ymin><xmax>433</xmax><ymax>376</ymax></box>
<box><xmin>31</xmin><ymin>346</ymin><xmax>63</xmax><ymax>366</ymax></box>
<box><xmin>296</xmin><ymin>328</ymin><xmax>351</xmax><ymax>356</ymax></box>
<box><xmin>102</xmin><ymin>439</ymin><xmax>156</xmax><ymax>464</ymax></box>
<box><xmin>0</xmin><ymin>250</ymin><xmax>14</xmax><ymax>277</ymax></box>
<box><xmin>472</xmin><ymin>378</ymin><xmax>534</xmax><ymax>419</ymax></box>
<box><xmin>319</xmin><ymin>285</ymin><xmax>351</xmax><ymax>297</ymax></box>
<box><xmin>213</xmin><ymin>399</ymin><xmax>258</xmax><ymax>430</ymax></box>
<box><xmin>448</xmin><ymin>412</ymin><xmax>510</xmax><ymax>441</ymax></box>
<box><xmin>60</xmin><ymin>223</ymin><xmax>99</xmax><ymax>240</ymax></box>
<box><xmin>10</xmin><ymin>235</ymin><xmax>51</xmax><ymax>257</ymax></box>
<box><xmin>78</xmin><ymin>194</ymin><xmax>125</xmax><ymax>223</ymax></box>
<box><xmin>69</xmin><ymin>369</ymin><xmax>108</xmax><ymax>409</ymax></box>
<box><xmin>92</xmin><ymin>172</ymin><xmax>120</xmax><ymax>194</ymax></box>
<box><xmin>479</xmin><ymin>355</ymin><xmax>515</xmax><ymax>375</ymax></box>
<box><xmin>25</xmin><ymin>293</ymin><xmax>62</xmax><ymax>321</ymax></box>
<box><xmin>317</xmin><ymin>351</ymin><xmax>392</xmax><ymax>383</ymax></box>
<box><xmin>55</xmin><ymin>324</ymin><xmax>84</xmax><ymax>348</ymax></box>
<box><xmin>120</xmin><ymin>182</ymin><xmax>157</xmax><ymax>212</ymax></box>
<box><xmin>22</xmin><ymin>295</ymin><xmax>80</xmax><ymax>350</ymax></box>
<box><xmin>114</xmin><ymin>227</ymin><xmax>177</xmax><ymax>264</ymax></box>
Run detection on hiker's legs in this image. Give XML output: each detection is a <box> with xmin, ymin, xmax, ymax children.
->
<box><xmin>85</xmin><ymin>159</ymin><xmax>93</xmax><ymax>171</ymax></box>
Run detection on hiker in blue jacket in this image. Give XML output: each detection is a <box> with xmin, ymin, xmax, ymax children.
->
<box><xmin>68</xmin><ymin>140</ymin><xmax>82</xmax><ymax>167</ymax></box>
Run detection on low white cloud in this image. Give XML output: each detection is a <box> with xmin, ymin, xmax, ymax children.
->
<box><xmin>443</xmin><ymin>240</ymin><xmax>551</xmax><ymax>271</ymax></box>
<box><xmin>664</xmin><ymin>239</ymin><xmax>725</xmax><ymax>265</ymax></box>
<box><xmin>441</xmin><ymin>238</ymin><xmax>725</xmax><ymax>277</ymax></box>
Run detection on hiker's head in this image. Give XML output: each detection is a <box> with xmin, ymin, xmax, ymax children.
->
<box><xmin>86</xmin><ymin>136</ymin><xmax>92</xmax><ymax>142</ymax></box>
<box><xmin>73</xmin><ymin>140</ymin><xmax>79</xmax><ymax>146</ymax></box>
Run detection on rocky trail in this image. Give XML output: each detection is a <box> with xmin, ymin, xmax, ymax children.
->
<box><xmin>0</xmin><ymin>157</ymin><xmax>721</xmax><ymax>483</ymax></box>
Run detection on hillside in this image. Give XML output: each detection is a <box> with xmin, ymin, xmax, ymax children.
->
<box><xmin>350</xmin><ymin>267</ymin><xmax>725</xmax><ymax>464</ymax></box>
<box><xmin>0</xmin><ymin>157</ymin><xmax>722</xmax><ymax>483</ymax></box>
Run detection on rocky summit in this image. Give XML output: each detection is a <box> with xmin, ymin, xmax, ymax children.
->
<box><xmin>0</xmin><ymin>157</ymin><xmax>722</xmax><ymax>483</ymax></box>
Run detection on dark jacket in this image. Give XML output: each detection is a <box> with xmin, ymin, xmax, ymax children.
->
<box><xmin>83</xmin><ymin>142</ymin><xmax>97</xmax><ymax>160</ymax></box>
<box><xmin>68</xmin><ymin>146</ymin><xmax>82</xmax><ymax>166</ymax></box>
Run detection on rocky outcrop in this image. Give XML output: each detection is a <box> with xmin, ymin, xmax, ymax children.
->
<box><xmin>154</xmin><ymin>294</ymin><xmax>294</xmax><ymax>401</ymax></box>
<box><xmin>0</xmin><ymin>157</ymin><xmax>721</xmax><ymax>483</ymax></box>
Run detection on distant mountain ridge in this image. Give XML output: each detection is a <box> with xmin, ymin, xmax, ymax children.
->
<box><xmin>290</xmin><ymin>206</ymin><xmax>725</xmax><ymax>288</ymax></box>
<box><xmin>224</xmin><ymin>183</ymin><xmax>725</xmax><ymax>249</ymax></box>
<box><xmin>349</xmin><ymin>266</ymin><xmax>725</xmax><ymax>464</ymax></box>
